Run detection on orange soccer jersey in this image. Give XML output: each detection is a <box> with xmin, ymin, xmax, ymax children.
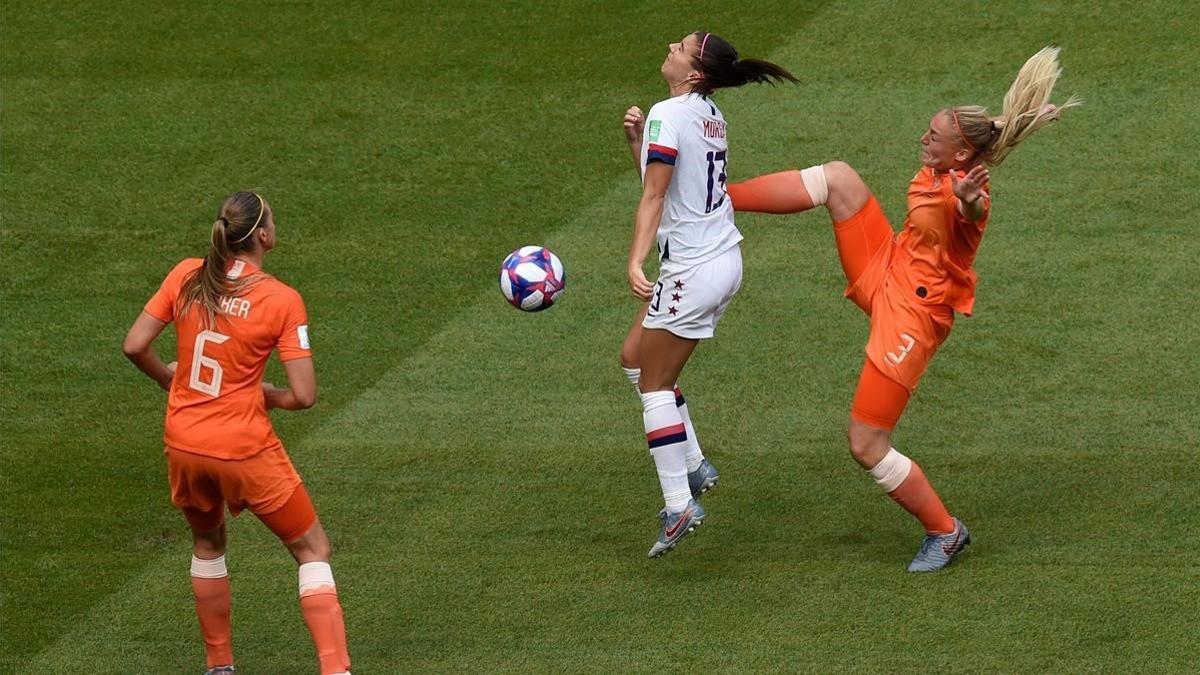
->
<box><xmin>144</xmin><ymin>258</ymin><xmax>312</xmax><ymax>460</ymax></box>
<box><xmin>893</xmin><ymin>165</ymin><xmax>990</xmax><ymax>316</ymax></box>
<box><xmin>840</xmin><ymin>166</ymin><xmax>991</xmax><ymax>399</ymax></box>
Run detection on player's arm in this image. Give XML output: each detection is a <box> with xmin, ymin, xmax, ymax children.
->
<box><xmin>122</xmin><ymin>311</ymin><xmax>175</xmax><ymax>391</ymax></box>
<box><xmin>952</xmin><ymin>165</ymin><xmax>990</xmax><ymax>222</ymax></box>
<box><xmin>264</xmin><ymin>357</ymin><xmax>317</xmax><ymax>410</ymax></box>
<box><xmin>627</xmin><ymin>161</ymin><xmax>673</xmax><ymax>300</ymax></box>
<box><xmin>623</xmin><ymin>106</ymin><xmax>646</xmax><ymax>175</ymax></box>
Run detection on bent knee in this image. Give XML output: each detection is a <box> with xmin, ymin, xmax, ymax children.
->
<box><xmin>823</xmin><ymin>160</ymin><xmax>861</xmax><ymax>187</ymax></box>
<box><xmin>292</xmin><ymin>538</ymin><xmax>332</xmax><ymax>563</ymax></box>
<box><xmin>822</xmin><ymin>161</ymin><xmax>871</xmax><ymax>220</ymax></box>
<box><xmin>313</xmin><ymin>539</ymin><xmax>333</xmax><ymax>561</ymax></box>
<box><xmin>846</xmin><ymin>436</ymin><xmax>871</xmax><ymax>465</ymax></box>
<box><xmin>619</xmin><ymin>343</ymin><xmax>640</xmax><ymax>370</ymax></box>
<box><xmin>286</xmin><ymin>527</ymin><xmax>332</xmax><ymax>563</ymax></box>
<box><xmin>846</xmin><ymin>424</ymin><xmax>889</xmax><ymax>467</ymax></box>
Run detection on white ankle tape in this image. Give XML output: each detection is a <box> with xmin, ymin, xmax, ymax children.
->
<box><xmin>868</xmin><ymin>448</ymin><xmax>912</xmax><ymax>492</ymax></box>
<box><xmin>801</xmin><ymin>165</ymin><xmax>829</xmax><ymax>206</ymax></box>
<box><xmin>298</xmin><ymin>561</ymin><xmax>336</xmax><ymax>595</ymax></box>
<box><xmin>190</xmin><ymin>554</ymin><xmax>228</xmax><ymax>579</ymax></box>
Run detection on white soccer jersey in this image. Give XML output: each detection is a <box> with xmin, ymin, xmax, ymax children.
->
<box><xmin>640</xmin><ymin>92</ymin><xmax>743</xmax><ymax>265</ymax></box>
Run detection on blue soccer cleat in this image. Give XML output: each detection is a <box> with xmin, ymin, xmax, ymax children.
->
<box><xmin>203</xmin><ymin>667</ymin><xmax>236</xmax><ymax>675</ymax></box>
<box><xmin>648</xmin><ymin>499</ymin><xmax>706</xmax><ymax>558</ymax></box>
<box><xmin>688</xmin><ymin>458</ymin><xmax>720</xmax><ymax>498</ymax></box>
<box><xmin>907</xmin><ymin>517</ymin><xmax>971</xmax><ymax>572</ymax></box>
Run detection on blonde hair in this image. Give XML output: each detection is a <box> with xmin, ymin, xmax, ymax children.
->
<box><xmin>178</xmin><ymin>191</ymin><xmax>267</xmax><ymax>327</ymax></box>
<box><xmin>951</xmin><ymin>46</ymin><xmax>1082</xmax><ymax>166</ymax></box>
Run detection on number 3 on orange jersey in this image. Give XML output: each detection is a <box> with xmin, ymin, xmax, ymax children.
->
<box><xmin>886</xmin><ymin>333</ymin><xmax>916</xmax><ymax>366</ymax></box>
<box><xmin>189</xmin><ymin>330</ymin><xmax>229</xmax><ymax>396</ymax></box>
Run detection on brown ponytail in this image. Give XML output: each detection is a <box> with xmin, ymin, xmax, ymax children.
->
<box><xmin>690</xmin><ymin>32</ymin><xmax>798</xmax><ymax>96</ymax></box>
<box><xmin>178</xmin><ymin>191</ymin><xmax>267</xmax><ymax>326</ymax></box>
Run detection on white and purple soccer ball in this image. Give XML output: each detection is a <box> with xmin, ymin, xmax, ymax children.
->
<box><xmin>499</xmin><ymin>246</ymin><xmax>565</xmax><ymax>312</ymax></box>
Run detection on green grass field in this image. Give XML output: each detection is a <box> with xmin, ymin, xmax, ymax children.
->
<box><xmin>3</xmin><ymin>1</ymin><xmax>1198</xmax><ymax>672</ymax></box>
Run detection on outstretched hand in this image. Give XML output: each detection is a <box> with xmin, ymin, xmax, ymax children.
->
<box><xmin>623</xmin><ymin>106</ymin><xmax>645</xmax><ymax>145</ymax></box>
<box><xmin>951</xmin><ymin>165</ymin><xmax>989</xmax><ymax>205</ymax></box>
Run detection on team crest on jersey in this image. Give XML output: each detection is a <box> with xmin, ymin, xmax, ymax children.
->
<box><xmin>648</xmin><ymin>120</ymin><xmax>661</xmax><ymax>142</ymax></box>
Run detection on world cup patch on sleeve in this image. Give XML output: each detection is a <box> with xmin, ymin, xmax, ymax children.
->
<box><xmin>298</xmin><ymin>325</ymin><xmax>310</xmax><ymax>349</ymax></box>
<box><xmin>648</xmin><ymin>120</ymin><xmax>661</xmax><ymax>142</ymax></box>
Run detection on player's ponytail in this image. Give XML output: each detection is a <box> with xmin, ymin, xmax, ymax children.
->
<box><xmin>178</xmin><ymin>191</ymin><xmax>267</xmax><ymax>326</ymax></box>
<box><xmin>691</xmin><ymin>32</ymin><xmax>798</xmax><ymax>96</ymax></box>
<box><xmin>952</xmin><ymin>46</ymin><xmax>1081</xmax><ymax>167</ymax></box>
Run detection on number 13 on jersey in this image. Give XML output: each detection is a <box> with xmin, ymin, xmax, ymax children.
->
<box><xmin>705</xmin><ymin>150</ymin><xmax>728</xmax><ymax>214</ymax></box>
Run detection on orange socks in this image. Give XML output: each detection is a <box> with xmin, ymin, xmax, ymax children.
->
<box><xmin>189</xmin><ymin>556</ymin><xmax>350</xmax><ymax>674</ymax></box>
<box><xmin>190</xmin><ymin>555</ymin><xmax>233</xmax><ymax>668</ymax></box>
<box><xmin>726</xmin><ymin>170</ymin><xmax>814</xmax><ymax>214</ymax></box>
<box><xmin>888</xmin><ymin>462</ymin><xmax>955</xmax><ymax>534</ymax></box>
<box><xmin>868</xmin><ymin>448</ymin><xmax>955</xmax><ymax>535</ymax></box>
<box><xmin>298</xmin><ymin>562</ymin><xmax>351</xmax><ymax>675</ymax></box>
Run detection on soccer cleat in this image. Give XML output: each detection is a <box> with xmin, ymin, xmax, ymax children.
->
<box><xmin>202</xmin><ymin>667</ymin><xmax>236</xmax><ymax>675</ymax></box>
<box><xmin>907</xmin><ymin>517</ymin><xmax>971</xmax><ymax>572</ymax></box>
<box><xmin>688</xmin><ymin>458</ymin><xmax>720</xmax><ymax>498</ymax></box>
<box><xmin>648</xmin><ymin>499</ymin><xmax>706</xmax><ymax>558</ymax></box>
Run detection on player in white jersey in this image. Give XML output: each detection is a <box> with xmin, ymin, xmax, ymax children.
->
<box><xmin>620</xmin><ymin>32</ymin><xmax>797</xmax><ymax>557</ymax></box>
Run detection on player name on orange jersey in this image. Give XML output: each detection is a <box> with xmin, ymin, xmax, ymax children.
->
<box><xmin>218</xmin><ymin>295</ymin><xmax>252</xmax><ymax>319</ymax></box>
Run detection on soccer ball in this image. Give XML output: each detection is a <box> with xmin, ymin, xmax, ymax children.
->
<box><xmin>499</xmin><ymin>246</ymin><xmax>565</xmax><ymax>312</ymax></box>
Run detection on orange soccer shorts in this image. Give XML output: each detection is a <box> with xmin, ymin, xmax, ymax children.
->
<box><xmin>834</xmin><ymin>195</ymin><xmax>895</xmax><ymax>313</ymax></box>
<box><xmin>850</xmin><ymin>357</ymin><xmax>911</xmax><ymax>430</ymax></box>
<box><xmin>850</xmin><ymin>274</ymin><xmax>955</xmax><ymax>428</ymax></box>
<box><xmin>862</xmin><ymin>262</ymin><xmax>955</xmax><ymax>393</ymax></box>
<box><xmin>851</xmin><ymin>294</ymin><xmax>953</xmax><ymax>430</ymax></box>
<box><xmin>166</xmin><ymin>444</ymin><xmax>317</xmax><ymax>542</ymax></box>
<box><xmin>836</xmin><ymin>197</ymin><xmax>955</xmax><ymax>428</ymax></box>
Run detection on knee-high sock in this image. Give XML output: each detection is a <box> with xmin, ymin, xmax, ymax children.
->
<box><xmin>298</xmin><ymin>562</ymin><xmax>351</xmax><ymax>675</ymax></box>
<box><xmin>642</xmin><ymin>390</ymin><xmax>691</xmax><ymax>513</ymax></box>
<box><xmin>190</xmin><ymin>555</ymin><xmax>233</xmax><ymax>668</ymax></box>
<box><xmin>673</xmin><ymin>385</ymin><xmax>704</xmax><ymax>472</ymax></box>
<box><xmin>626</xmin><ymin>367</ymin><xmax>704</xmax><ymax>472</ymax></box>
<box><xmin>868</xmin><ymin>448</ymin><xmax>955</xmax><ymax>535</ymax></box>
<box><xmin>727</xmin><ymin>166</ymin><xmax>827</xmax><ymax>214</ymax></box>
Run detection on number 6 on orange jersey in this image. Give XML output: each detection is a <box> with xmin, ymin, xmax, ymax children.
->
<box><xmin>189</xmin><ymin>330</ymin><xmax>229</xmax><ymax>397</ymax></box>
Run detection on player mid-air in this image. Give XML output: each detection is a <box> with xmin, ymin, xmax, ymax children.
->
<box><xmin>621</xmin><ymin>32</ymin><xmax>797</xmax><ymax>557</ymax></box>
<box><xmin>727</xmin><ymin>47</ymin><xmax>1079</xmax><ymax>571</ymax></box>
<box><xmin>123</xmin><ymin>192</ymin><xmax>352</xmax><ymax>673</ymax></box>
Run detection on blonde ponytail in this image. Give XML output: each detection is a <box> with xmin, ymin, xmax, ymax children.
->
<box><xmin>952</xmin><ymin>46</ymin><xmax>1081</xmax><ymax>167</ymax></box>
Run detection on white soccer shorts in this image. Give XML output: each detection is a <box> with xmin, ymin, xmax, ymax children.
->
<box><xmin>642</xmin><ymin>245</ymin><xmax>743</xmax><ymax>340</ymax></box>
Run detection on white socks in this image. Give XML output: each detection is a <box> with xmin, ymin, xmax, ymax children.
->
<box><xmin>641</xmin><ymin>390</ymin><xmax>691</xmax><ymax>514</ymax></box>
<box><xmin>622</xmin><ymin>366</ymin><xmax>640</xmax><ymax>388</ymax></box>
<box><xmin>801</xmin><ymin>165</ymin><xmax>829</xmax><ymax>206</ymax></box>
<box><xmin>625</xmin><ymin>367</ymin><xmax>705</xmax><ymax>473</ymax></box>
<box><xmin>673</xmin><ymin>387</ymin><xmax>704</xmax><ymax>472</ymax></box>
